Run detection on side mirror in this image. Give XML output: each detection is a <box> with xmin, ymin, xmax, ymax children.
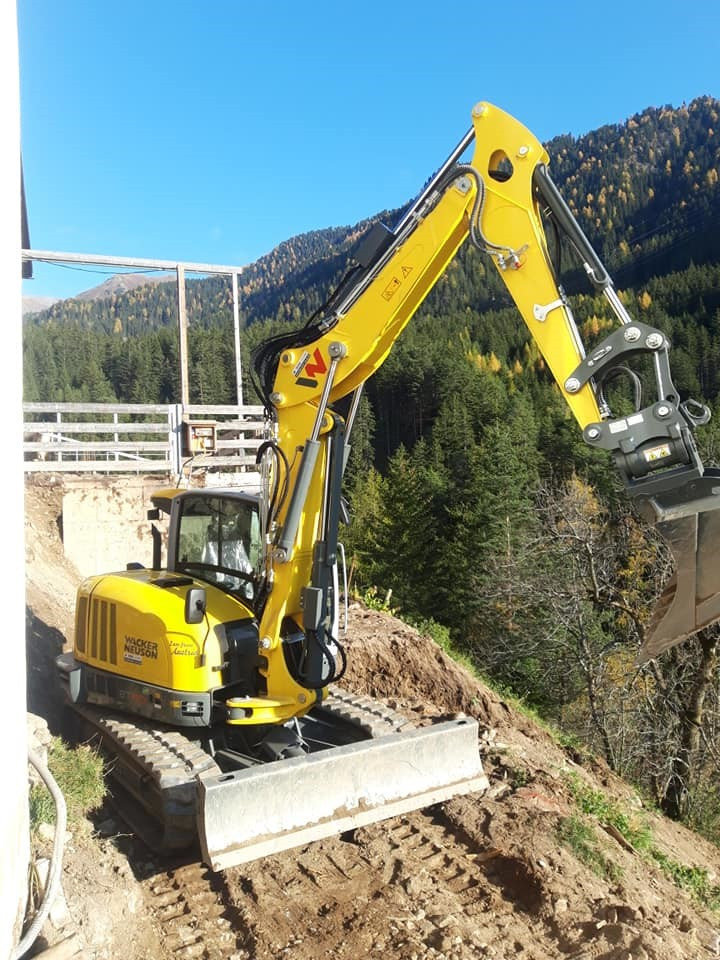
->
<box><xmin>185</xmin><ymin>587</ymin><xmax>207</xmax><ymax>624</ymax></box>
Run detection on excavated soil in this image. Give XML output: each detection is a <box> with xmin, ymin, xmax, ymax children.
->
<box><xmin>23</xmin><ymin>476</ymin><xmax>720</xmax><ymax>960</ymax></box>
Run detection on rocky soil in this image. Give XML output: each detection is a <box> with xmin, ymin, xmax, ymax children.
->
<box><xmin>23</xmin><ymin>477</ymin><xmax>720</xmax><ymax>959</ymax></box>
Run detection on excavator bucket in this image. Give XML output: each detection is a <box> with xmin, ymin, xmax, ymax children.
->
<box><xmin>198</xmin><ymin>714</ymin><xmax>488</xmax><ymax>870</ymax></box>
<box><xmin>637</xmin><ymin>471</ymin><xmax>720</xmax><ymax>663</ymax></box>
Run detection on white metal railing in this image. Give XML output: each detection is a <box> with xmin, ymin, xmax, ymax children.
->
<box><xmin>23</xmin><ymin>402</ymin><xmax>266</xmax><ymax>476</ymax></box>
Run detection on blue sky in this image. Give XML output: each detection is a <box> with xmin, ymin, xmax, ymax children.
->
<box><xmin>18</xmin><ymin>0</ymin><xmax>720</xmax><ymax>299</ymax></box>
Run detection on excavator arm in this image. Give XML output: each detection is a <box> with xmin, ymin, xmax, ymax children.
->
<box><xmin>252</xmin><ymin>101</ymin><xmax>720</xmax><ymax>692</ymax></box>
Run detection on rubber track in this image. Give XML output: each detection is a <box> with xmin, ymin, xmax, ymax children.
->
<box><xmin>322</xmin><ymin>685</ymin><xmax>413</xmax><ymax>736</ymax></box>
<box><xmin>73</xmin><ymin>704</ymin><xmax>221</xmax><ymax>850</ymax></box>
<box><xmin>75</xmin><ymin>705</ymin><xmax>221</xmax><ymax>784</ymax></box>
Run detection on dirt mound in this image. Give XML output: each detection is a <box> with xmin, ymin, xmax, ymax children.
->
<box><xmin>23</xmin><ymin>477</ymin><xmax>720</xmax><ymax>960</ymax></box>
<box><xmin>25</xmin><ymin>477</ymin><xmax>79</xmax><ymax>643</ymax></box>
<box><xmin>341</xmin><ymin>604</ymin><xmax>512</xmax><ymax>729</ymax></box>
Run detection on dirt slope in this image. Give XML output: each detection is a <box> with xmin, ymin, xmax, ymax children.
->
<box><xmin>23</xmin><ymin>477</ymin><xmax>720</xmax><ymax>960</ymax></box>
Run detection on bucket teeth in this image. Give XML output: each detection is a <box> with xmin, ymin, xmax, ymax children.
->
<box><xmin>638</xmin><ymin>508</ymin><xmax>720</xmax><ymax>663</ymax></box>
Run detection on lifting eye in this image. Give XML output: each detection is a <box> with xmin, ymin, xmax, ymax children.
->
<box><xmin>488</xmin><ymin>150</ymin><xmax>514</xmax><ymax>183</ymax></box>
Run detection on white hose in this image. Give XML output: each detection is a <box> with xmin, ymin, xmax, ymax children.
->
<box><xmin>11</xmin><ymin>749</ymin><xmax>67</xmax><ymax>960</ymax></box>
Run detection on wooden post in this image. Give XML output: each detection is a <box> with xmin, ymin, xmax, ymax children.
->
<box><xmin>177</xmin><ymin>264</ymin><xmax>189</xmax><ymax>407</ymax></box>
<box><xmin>232</xmin><ymin>271</ymin><xmax>243</xmax><ymax>408</ymax></box>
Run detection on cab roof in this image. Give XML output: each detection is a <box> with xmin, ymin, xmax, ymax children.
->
<box><xmin>150</xmin><ymin>487</ymin><xmax>261</xmax><ymax>516</ymax></box>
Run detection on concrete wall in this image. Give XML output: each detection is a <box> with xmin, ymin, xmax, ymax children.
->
<box><xmin>61</xmin><ymin>473</ymin><xmax>262</xmax><ymax>578</ymax></box>
<box><xmin>2</xmin><ymin>5</ymin><xmax>30</xmax><ymax>956</ymax></box>
<box><xmin>62</xmin><ymin>476</ymin><xmax>172</xmax><ymax>577</ymax></box>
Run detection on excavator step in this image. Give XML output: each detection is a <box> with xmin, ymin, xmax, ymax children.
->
<box><xmin>199</xmin><ymin>715</ymin><xmax>487</xmax><ymax>870</ymax></box>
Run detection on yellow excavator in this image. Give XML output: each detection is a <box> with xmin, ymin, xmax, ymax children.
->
<box><xmin>57</xmin><ymin>102</ymin><xmax>720</xmax><ymax>870</ymax></box>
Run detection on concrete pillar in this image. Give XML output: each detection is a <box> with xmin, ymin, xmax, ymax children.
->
<box><xmin>1</xmin><ymin>3</ymin><xmax>30</xmax><ymax>955</ymax></box>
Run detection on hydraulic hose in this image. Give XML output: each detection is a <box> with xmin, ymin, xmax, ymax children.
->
<box><xmin>11</xmin><ymin>750</ymin><xmax>67</xmax><ymax>960</ymax></box>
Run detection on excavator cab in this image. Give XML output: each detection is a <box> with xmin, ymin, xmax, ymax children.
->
<box><xmin>171</xmin><ymin>492</ymin><xmax>262</xmax><ymax>601</ymax></box>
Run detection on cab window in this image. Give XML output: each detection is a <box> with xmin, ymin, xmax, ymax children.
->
<box><xmin>176</xmin><ymin>495</ymin><xmax>261</xmax><ymax>601</ymax></box>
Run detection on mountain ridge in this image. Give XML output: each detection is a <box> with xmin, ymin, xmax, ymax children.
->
<box><xmin>23</xmin><ymin>96</ymin><xmax>720</xmax><ymax>338</ymax></box>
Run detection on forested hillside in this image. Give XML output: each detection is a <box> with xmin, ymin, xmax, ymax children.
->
<box><xmin>24</xmin><ymin>96</ymin><xmax>720</xmax><ymax>842</ymax></box>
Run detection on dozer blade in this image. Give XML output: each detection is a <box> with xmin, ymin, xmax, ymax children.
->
<box><xmin>638</xmin><ymin>486</ymin><xmax>720</xmax><ymax>663</ymax></box>
<box><xmin>198</xmin><ymin>716</ymin><xmax>487</xmax><ymax>870</ymax></box>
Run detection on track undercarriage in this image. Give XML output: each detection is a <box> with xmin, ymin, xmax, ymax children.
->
<box><xmin>67</xmin><ymin>687</ymin><xmax>489</xmax><ymax>870</ymax></box>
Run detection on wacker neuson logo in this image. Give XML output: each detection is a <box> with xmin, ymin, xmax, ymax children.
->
<box><xmin>123</xmin><ymin>635</ymin><xmax>158</xmax><ymax>663</ymax></box>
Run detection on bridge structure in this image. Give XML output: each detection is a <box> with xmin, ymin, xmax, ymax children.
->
<box><xmin>22</xmin><ymin>248</ymin><xmax>248</xmax><ymax>409</ymax></box>
<box><xmin>23</xmin><ymin>401</ymin><xmax>266</xmax><ymax>482</ymax></box>
<box><xmin>22</xmin><ymin>249</ymin><xmax>267</xmax><ymax>485</ymax></box>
